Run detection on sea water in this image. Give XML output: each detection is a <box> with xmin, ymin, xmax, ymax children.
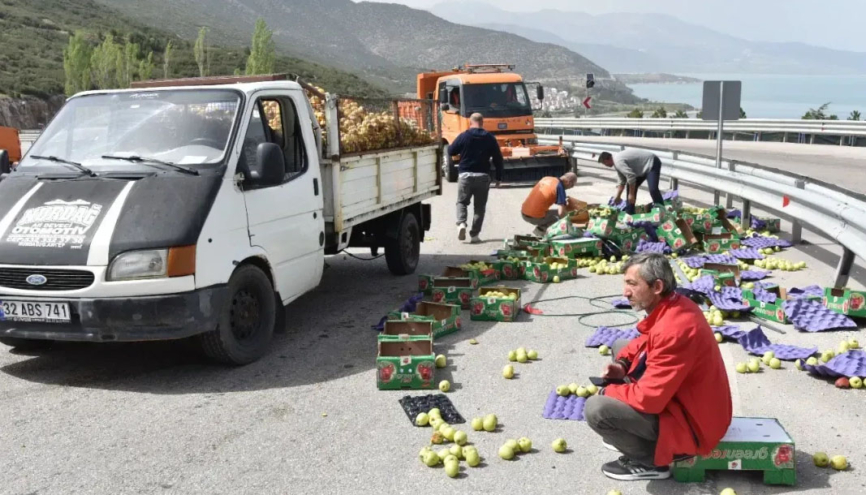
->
<box><xmin>628</xmin><ymin>74</ymin><xmax>866</xmax><ymax>119</ymax></box>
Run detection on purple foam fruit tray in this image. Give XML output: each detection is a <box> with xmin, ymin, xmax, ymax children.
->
<box><xmin>741</xmin><ymin>270</ymin><xmax>770</xmax><ymax>281</ymax></box>
<box><xmin>784</xmin><ymin>299</ymin><xmax>857</xmax><ymax>332</ymax></box>
<box><xmin>704</xmin><ymin>254</ymin><xmax>739</xmax><ymax>265</ymax></box>
<box><xmin>685</xmin><ymin>275</ymin><xmax>716</xmax><ymax>294</ymax></box>
<box><xmin>610</xmin><ymin>298</ymin><xmax>632</xmax><ymax>309</ymax></box>
<box><xmin>729</xmin><ymin>248</ymin><xmax>765</xmax><ymax>260</ymax></box>
<box><xmin>585</xmin><ymin>326</ymin><xmax>640</xmax><ymax>348</ymax></box>
<box><xmin>787</xmin><ymin>285</ymin><xmax>824</xmax><ymax>300</ymax></box>
<box><xmin>736</xmin><ymin>326</ymin><xmax>818</xmax><ymax>360</ymax></box>
<box><xmin>751</xmin><ymin>283</ymin><xmax>779</xmax><ymax>304</ymax></box>
<box><xmin>636</xmin><ymin>239</ymin><xmax>669</xmax><ymax>254</ymax></box>
<box><xmin>742</xmin><ymin>235</ymin><xmax>792</xmax><ymax>250</ymax></box>
<box><xmin>708</xmin><ymin>291</ymin><xmax>751</xmax><ymax>312</ymax></box>
<box><xmin>683</xmin><ymin>256</ymin><xmax>707</xmax><ymax>269</ymax></box>
<box><xmin>713</xmin><ymin>325</ymin><xmax>746</xmax><ymax>340</ymax></box>
<box><xmin>801</xmin><ymin>350</ymin><xmax>866</xmax><ymax>379</ymax></box>
<box><xmin>542</xmin><ymin>389</ymin><xmax>587</xmax><ymax>421</ymax></box>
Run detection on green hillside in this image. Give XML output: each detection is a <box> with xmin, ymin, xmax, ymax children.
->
<box><xmin>0</xmin><ymin>0</ymin><xmax>390</xmax><ymax>99</ymax></box>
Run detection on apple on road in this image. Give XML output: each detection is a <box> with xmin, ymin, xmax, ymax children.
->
<box><xmin>465</xmin><ymin>450</ymin><xmax>481</xmax><ymax>467</ymax></box>
<box><xmin>850</xmin><ymin>376</ymin><xmax>863</xmax><ymax>389</ymax></box>
<box><xmin>499</xmin><ymin>444</ymin><xmax>515</xmax><ymax>460</ymax></box>
<box><xmin>471</xmin><ymin>417</ymin><xmax>483</xmax><ymax>431</ymax></box>
<box><xmin>503</xmin><ymin>365</ymin><xmax>515</xmax><ymax>379</ymax></box>
<box><xmin>813</xmin><ymin>452</ymin><xmax>829</xmax><ymax>467</ymax></box>
<box><xmin>576</xmin><ymin>386</ymin><xmax>589</xmax><ymax>398</ymax></box>
<box><xmin>415</xmin><ymin>412</ymin><xmax>430</xmax><ymax>426</ymax></box>
<box><xmin>830</xmin><ymin>455</ymin><xmax>848</xmax><ymax>470</ymax></box>
<box><xmin>508</xmin><ymin>350</ymin><xmax>517</xmax><ymax>362</ymax></box>
<box><xmin>518</xmin><ymin>437</ymin><xmax>532</xmax><ymax>453</ymax></box>
<box><xmin>483</xmin><ymin>414</ymin><xmax>498</xmax><ymax>432</ymax></box>
<box><xmin>444</xmin><ymin>460</ymin><xmax>459</xmax><ymax>477</ymax></box>
<box><xmin>439</xmin><ymin>380</ymin><xmax>451</xmax><ymax>392</ymax></box>
<box><xmin>586</xmin><ymin>384</ymin><xmax>599</xmax><ymax>395</ymax></box>
<box><xmin>453</xmin><ymin>431</ymin><xmax>468</xmax><ymax>446</ymax></box>
<box><xmin>528</xmin><ymin>349</ymin><xmax>539</xmax><ymax>360</ymax></box>
<box><xmin>435</xmin><ymin>354</ymin><xmax>446</xmax><ymax>368</ymax></box>
<box><xmin>735</xmin><ymin>362</ymin><xmax>747</xmax><ymax>374</ymax></box>
<box><xmin>769</xmin><ymin>358</ymin><xmax>782</xmax><ymax>370</ymax></box>
<box><xmin>423</xmin><ymin>451</ymin><xmax>441</xmax><ymax>467</ymax></box>
<box><xmin>552</xmin><ymin>438</ymin><xmax>568</xmax><ymax>453</ymax></box>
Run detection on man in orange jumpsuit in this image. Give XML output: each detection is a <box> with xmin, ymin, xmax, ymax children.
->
<box><xmin>584</xmin><ymin>253</ymin><xmax>733</xmax><ymax>481</ymax></box>
<box><xmin>520</xmin><ymin>172</ymin><xmax>578</xmax><ymax>237</ymax></box>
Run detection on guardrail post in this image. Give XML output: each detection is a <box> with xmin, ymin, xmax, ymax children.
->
<box><xmin>742</xmin><ymin>200</ymin><xmax>752</xmax><ymax>231</ymax></box>
<box><xmin>783</xmin><ymin>133</ymin><xmax>788</xmax><ymax>143</ymax></box>
<box><xmin>791</xmin><ymin>180</ymin><xmax>805</xmax><ymax>244</ymax></box>
<box><xmin>726</xmin><ymin>161</ymin><xmax>736</xmax><ymax>209</ymax></box>
<box><xmin>834</xmin><ymin>248</ymin><xmax>855</xmax><ymax>288</ymax></box>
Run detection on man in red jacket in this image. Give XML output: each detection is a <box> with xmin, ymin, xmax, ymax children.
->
<box><xmin>584</xmin><ymin>253</ymin><xmax>732</xmax><ymax>481</ymax></box>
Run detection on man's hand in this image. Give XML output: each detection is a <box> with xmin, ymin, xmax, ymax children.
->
<box><xmin>603</xmin><ymin>362</ymin><xmax>627</xmax><ymax>381</ymax></box>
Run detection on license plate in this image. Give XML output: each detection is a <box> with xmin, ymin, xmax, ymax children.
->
<box><xmin>0</xmin><ymin>300</ymin><xmax>71</xmax><ymax>323</ymax></box>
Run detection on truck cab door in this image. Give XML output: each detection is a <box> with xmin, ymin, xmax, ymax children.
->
<box><xmin>238</xmin><ymin>93</ymin><xmax>324</xmax><ymax>304</ymax></box>
<box><xmin>439</xmin><ymin>81</ymin><xmax>462</xmax><ymax>143</ymax></box>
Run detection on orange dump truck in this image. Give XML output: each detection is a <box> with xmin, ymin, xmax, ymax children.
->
<box><xmin>416</xmin><ymin>64</ymin><xmax>573</xmax><ymax>182</ymax></box>
<box><xmin>0</xmin><ymin>126</ymin><xmax>21</xmax><ymax>174</ymax></box>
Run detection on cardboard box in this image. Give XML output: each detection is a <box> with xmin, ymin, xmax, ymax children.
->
<box><xmin>544</xmin><ymin>215</ymin><xmax>585</xmax><ymax>240</ymax></box>
<box><xmin>619</xmin><ymin>206</ymin><xmax>667</xmax><ymax>225</ymax></box>
<box><xmin>742</xmin><ymin>285</ymin><xmax>788</xmax><ymax>323</ymax></box>
<box><xmin>673</xmin><ymin>417</ymin><xmax>796</xmax><ymax>486</ymax></box>
<box><xmin>680</xmin><ymin>210</ymin><xmax>720</xmax><ymax>234</ymax></box>
<box><xmin>429</xmin><ymin>278</ymin><xmax>474</xmax><ymax>308</ymax></box>
<box><xmin>376</xmin><ymin>340</ymin><xmax>436</xmax><ymax>390</ymax></box>
<box><xmin>460</xmin><ymin>260</ymin><xmax>500</xmax><ymax>286</ymax></box>
<box><xmin>701</xmin><ymin>263</ymin><xmax>741</xmax><ymax>287</ymax></box>
<box><xmin>513</xmin><ymin>235</ymin><xmax>550</xmax><ymax>250</ymax></box>
<box><xmin>588</xmin><ymin>210</ymin><xmax>620</xmax><ymax>238</ymax></box>
<box><xmin>522</xmin><ymin>257</ymin><xmax>579</xmax><ymax>283</ymax></box>
<box><xmin>550</xmin><ymin>238</ymin><xmax>604</xmax><ymax>259</ymax></box>
<box><xmin>387</xmin><ymin>302</ymin><xmax>461</xmax><ymax>339</ymax></box>
<box><xmin>492</xmin><ymin>258</ymin><xmax>522</xmax><ymax>280</ymax></box>
<box><xmin>823</xmin><ymin>287</ymin><xmax>866</xmax><ymax>317</ymax></box>
<box><xmin>470</xmin><ymin>286</ymin><xmax>522</xmax><ymax>322</ymax></box>
<box><xmin>701</xmin><ymin>232</ymin><xmax>742</xmax><ymax>254</ymax></box>
<box><xmin>378</xmin><ymin>320</ymin><xmax>434</xmax><ymax>342</ymax></box>
<box><xmin>657</xmin><ymin>218</ymin><xmax>698</xmax><ymax>252</ymax></box>
<box><xmin>419</xmin><ymin>267</ymin><xmax>477</xmax><ymax>294</ymax></box>
<box><xmin>496</xmin><ymin>248</ymin><xmax>531</xmax><ymax>260</ymax></box>
<box><xmin>607</xmin><ymin>228</ymin><xmax>649</xmax><ymax>254</ymax></box>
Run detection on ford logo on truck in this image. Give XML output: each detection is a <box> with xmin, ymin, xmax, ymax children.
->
<box><xmin>26</xmin><ymin>274</ymin><xmax>47</xmax><ymax>286</ymax></box>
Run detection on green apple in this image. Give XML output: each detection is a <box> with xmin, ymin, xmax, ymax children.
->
<box><xmin>449</xmin><ymin>444</ymin><xmax>463</xmax><ymax>459</ymax></box>
<box><xmin>806</xmin><ymin>357</ymin><xmax>819</xmax><ymax>366</ymax></box>
<box><xmin>720</xmin><ymin>489</ymin><xmax>737</xmax><ymax>495</ymax></box>
<box><xmin>435</xmin><ymin>354</ymin><xmax>447</xmax><ymax>368</ymax></box>
<box><xmin>442</xmin><ymin>427</ymin><xmax>456</xmax><ymax>442</ymax></box>
<box><xmin>503</xmin><ymin>365</ymin><xmax>515</xmax><ymax>379</ymax></box>
<box><xmin>568</xmin><ymin>383</ymin><xmax>579</xmax><ymax>394</ymax></box>
<box><xmin>830</xmin><ymin>455</ymin><xmax>848</xmax><ymax>471</ymax></box>
<box><xmin>465</xmin><ymin>450</ymin><xmax>480</xmax><ymax>467</ymax></box>
<box><xmin>556</xmin><ymin>385</ymin><xmax>570</xmax><ymax>396</ymax></box>
<box><xmin>469</xmin><ymin>339</ymin><xmax>478</xmax><ymax>345</ymax></box>
<box><xmin>599</xmin><ymin>344</ymin><xmax>610</xmax><ymax>356</ymax></box>
<box><xmin>416</xmin><ymin>412</ymin><xmax>430</xmax><ymax>426</ymax></box>
<box><xmin>735</xmin><ymin>362</ymin><xmax>747</xmax><ymax>374</ymax></box>
<box><xmin>850</xmin><ymin>376</ymin><xmax>863</xmax><ymax>389</ymax></box>
<box><xmin>437</xmin><ymin>422</ymin><xmax>450</xmax><ymax>433</ymax></box>
<box><xmin>747</xmin><ymin>360</ymin><xmax>761</xmax><ymax>373</ymax></box>
<box><xmin>518</xmin><ymin>437</ymin><xmax>532</xmax><ymax>453</ymax></box>
<box><xmin>453</xmin><ymin>431</ymin><xmax>468</xmax><ymax>446</ymax></box>
<box><xmin>528</xmin><ymin>350</ymin><xmax>538</xmax><ymax>360</ymax></box>
<box><xmin>586</xmin><ymin>384</ymin><xmax>599</xmax><ymax>395</ymax></box>
<box><xmin>439</xmin><ymin>380</ymin><xmax>451</xmax><ymax>392</ymax></box>
<box><xmin>769</xmin><ymin>358</ymin><xmax>782</xmax><ymax>370</ymax></box>
<box><xmin>499</xmin><ymin>444</ymin><xmax>515</xmax><ymax>460</ymax></box>
<box><xmin>839</xmin><ymin>341</ymin><xmax>851</xmax><ymax>353</ymax></box>
<box><xmin>517</xmin><ymin>351</ymin><xmax>528</xmax><ymax>363</ymax></box>
<box><xmin>471</xmin><ymin>417</ymin><xmax>483</xmax><ymax>431</ymax></box>
<box><xmin>813</xmin><ymin>452</ymin><xmax>829</xmax><ymax>467</ymax></box>
<box><xmin>849</xmin><ymin>339</ymin><xmax>860</xmax><ymax>349</ymax></box>
<box><xmin>795</xmin><ymin>359</ymin><xmax>803</xmax><ymax>371</ymax></box>
<box><xmin>607</xmin><ymin>491</ymin><xmax>623</xmax><ymax>495</ymax></box>
<box><xmin>516</xmin><ymin>347</ymin><xmax>527</xmax><ymax>355</ymax></box>
<box><xmin>419</xmin><ymin>446</ymin><xmax>433</xmax><ymax>460</ymax></box>
<box><xmin>715</xmin><ymin>332</ymin><xmax>723</xmax><ymax>343</ymax></box>
<box><xmin>444</xmin><ymin>454</ymin><xmax>458</xmax><ymax>465</ymax></box>
<box><xmin>438</xmin><ymin>448</ymin><xmax>451</xmax><ymax>461</ymax></box>
<box><xmin>553</xmin><ymin>275</ymin><xmax>561</xmax><ymax>283</ymax></box>
<box><xmin>576</xmin><ymin>386</ymin><xmax>589</xmax><ymax>398</ymax></box>
<box><xmin>461</xmin><ymin>445</ymin><xmax>476</xmax><ymax>456</ymax></box>
<box><xmin>508</xmin><ymin>350</ymin><xmax>517</xmax><ymax>362</ymax></box>
<box><xmin>423</xmin><ymin>451</ymin><xmax>441</xmax><ymax>467</ymax></box>
<box><xmin>712</xmin><ymin>315</ymin><xmax>724</xmax><ymax>327</ymax></box>
<box><xmin>505</xmin><ymin>439</ymin><xmax>519</xmax><ymax>452</ymax></box>
<box><xmin>821</xmin><ymin>350</ymin><xmax>835</xmax><ymax>363</ymax></box>
<box><xmin>428</xmin><ymin>408</ymin><xmax>442</xmax><ymax>419</ymax></box>
<box><xmin>551</xmin><ymin>438</ymin><xmax>567</xmax><ymax>453</ymax></box>
<box><xmin>483</xmin><ymin>414</ymin><xmax>498</xmax><ymax>432</ymax></box>
<box><xmin>444</xmin><ymin>460</ymin><xmax>459</xmax><ymax>477</ymax></box>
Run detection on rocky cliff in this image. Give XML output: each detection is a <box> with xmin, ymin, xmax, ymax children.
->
<box><xmin>0</xmin><ymin>96</ymin><xmax>66</xmax><ymax>130</ymax></box>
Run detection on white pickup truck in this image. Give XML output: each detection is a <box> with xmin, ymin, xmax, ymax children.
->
<box><xmin>0</xmin><ymin>74</ymin><xmax>442</xmax><ymax>364</ymax></box>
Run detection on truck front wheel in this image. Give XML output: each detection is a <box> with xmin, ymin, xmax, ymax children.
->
<box><xmin>199</xmin><ymin>264</ymin><xmax>276</xmax><ymax>365</ymax></box>
<box><xmin>385</xmin><ymin>211</ymin><xmax>421</xmax><ymax>275</ymax></box>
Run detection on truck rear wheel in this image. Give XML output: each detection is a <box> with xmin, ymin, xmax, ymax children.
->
<box><xmin>443</xmin><ymin>149</ymin><xmax>458</xmax><ymax>183</ymax></box>
<box><xmin>0</xmin><ymin>337</ymin><xmax>53</xmax><ymax>351</ymax></box>
<box><xmin>385</xmin><ymin>211</ymin><xmax>420</xmax><ymax>275</ymax></box>
<box><xmin>199</xmin><ymin>264</ymin><xmax>276</xmax><ymax>365</ymax></box>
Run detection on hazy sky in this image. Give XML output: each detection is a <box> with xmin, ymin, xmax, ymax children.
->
<box><xmin>358</xmin><ymin>0</ymin><xmax>866</xmax><ymax>52</ymax></box>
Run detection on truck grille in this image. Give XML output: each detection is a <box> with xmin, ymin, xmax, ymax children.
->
<box><xmin>0</xmin><ymin>268</ymin><xmax>95</xmax><ymax>291</ymax></box>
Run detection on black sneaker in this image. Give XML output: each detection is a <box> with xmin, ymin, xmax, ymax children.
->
<box><xmin>602</xmin><ymin>457</ymin><xmax>671</xmax><ymax>481</ymax></box>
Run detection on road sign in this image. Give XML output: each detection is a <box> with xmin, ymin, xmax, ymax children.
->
<box><xmin>586</xmin><ymin>73</ymin><xmax>595</xmax><ymax>89</ymax></box>
<box><xmin>582</xmin><ymin>97</ymin><xmax>592</xmax><ymax>109</ymax></box>
<box><xmin>702</xmin><ymin>81</ymin><xmax>741</xmax><ymax>121</ymax></box>
<box><xmin>702</xmin><ymin>80</ymin><xmax>742</xmax><ymax>205</ymax></box>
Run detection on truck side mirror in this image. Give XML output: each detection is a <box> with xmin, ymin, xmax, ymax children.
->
<box><xmin>536</xmin><ymin>85</ymin><xmax>544</xmax><ymax>101</ymax></box>
<box><xmin>254</xmin><ymin>142</ymin><xmax>285</xmax><ymax>186</ymax></box>
<box><xmin>0</xmin><ymin>150</ymin><xmax>10</xmax><ymax>175</ymax></box>
<box><xmin>440</xmin><ymin>102</ymin><xmax>451</xmax><ymax>112</ymax></box>
<box><xmin>439</xmin><ymin>87</ymin><xmax>448</xmax><ymax>103</ymax></box>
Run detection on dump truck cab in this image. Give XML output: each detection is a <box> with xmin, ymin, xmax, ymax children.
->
<box><xmin>417</xmin><ymin>64</ymin><xmax>572</xmax><ymax>183</ymax></box>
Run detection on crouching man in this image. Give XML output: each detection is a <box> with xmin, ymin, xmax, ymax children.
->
<box><xmin>584</xmin><ymin>253</ymin><xmax>732</xmax><ymax>481</ymax></box>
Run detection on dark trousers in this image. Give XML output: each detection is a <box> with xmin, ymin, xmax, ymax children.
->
<box><xmin>584</xmin><ymin>339</ymin><xmax>661</xmax><ymax>468</ymax></box>
<box><xmin>625</xmin><ymin>157</ymin><xmax>665</xmax><ymax>214</ymax></box>
<box><xmin>456</xmin><ymin>174</ymin><xmax>490</xmax><ymax>237</ymax></box>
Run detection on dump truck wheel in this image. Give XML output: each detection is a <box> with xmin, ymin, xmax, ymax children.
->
<box><xmin>385</xmin><ymin>211</ymin><xmax>420</xmax><ymax>275</ymax></box>
<box><xmin>443</xmin><ymin>149</ymin><xmax>458</xmax><ymax>183</ymax></box>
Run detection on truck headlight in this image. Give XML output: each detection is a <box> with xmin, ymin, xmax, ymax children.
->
<box><xmin>107</xmin><ymin>246</ymin><xmax>196</xmax><ymax>281</ymax></box>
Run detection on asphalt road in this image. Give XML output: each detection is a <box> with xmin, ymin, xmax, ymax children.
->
<box><xmin>0</xmin><ymin>173</ymin><xmax>863</xmax><ymax>495</ymax></box>
<box><xmin>568</xmin><ymin>136</ymin><xmax>866</xmax><ymax>194</ymax></box>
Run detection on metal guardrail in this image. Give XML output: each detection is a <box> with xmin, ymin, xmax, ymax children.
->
<box><xmin>542</xmin><ymin>136</ymin><xmax>865</xmax><ymax>287</ymax></box>
<box><xmin>536</xmin><ymin>118</ymin><xmax>866</xmax><ymax>145</ymax></box>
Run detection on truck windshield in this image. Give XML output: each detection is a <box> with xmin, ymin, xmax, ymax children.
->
<box><xmin>462</xmin><ymin>83</ymin><xmax>531</xmax><ymax>118</ymax></box>
<box><xmin>20</xmin><ymin>89</ymin><xmax>241</xmax><ymax>171</ymax></box>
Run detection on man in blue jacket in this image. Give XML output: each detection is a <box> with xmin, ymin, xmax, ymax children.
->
<box><xmin>448</xmin><ymin>113</ymin><xmax>504</xmax><ymax>243</ymax></box>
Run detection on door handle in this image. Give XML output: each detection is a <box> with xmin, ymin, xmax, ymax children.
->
<box><xmin>313</xmin><ymin>178</ymin><xmax>319</xmax><ymax>196</ymax></box>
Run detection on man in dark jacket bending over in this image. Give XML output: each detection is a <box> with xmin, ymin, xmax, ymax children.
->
<box><xmin>448</xmin><ymin>112</ymin><xmax>504</xmax><ymax>243</ymax></box>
